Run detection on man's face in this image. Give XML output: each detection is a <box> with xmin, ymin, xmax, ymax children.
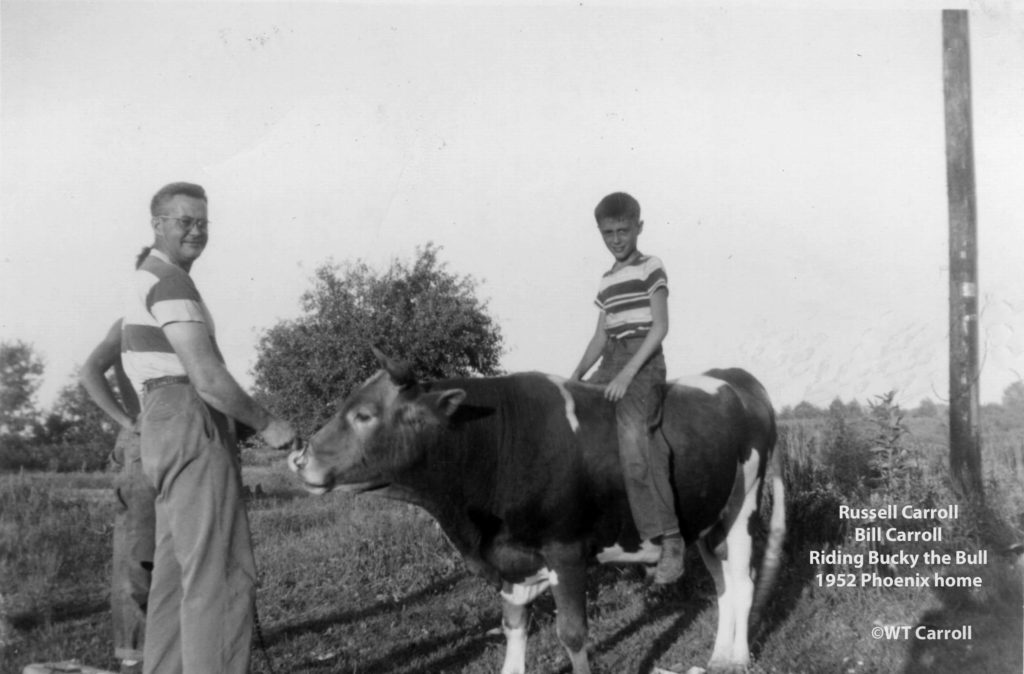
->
<box><xmin>153</xmin><ymin>195</ymin><xmax>209</xmax><ymax>267</ymax></box>
<box><xmin>597</xmin><ymin>217</ymin><xmax>642</xmax><ymax>263</ymax></box>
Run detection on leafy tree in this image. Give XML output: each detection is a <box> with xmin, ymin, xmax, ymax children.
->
<box><xmin>790</xmin><ymin>401</ymin><xmax>823</xmax><ymax>420</ymax></box>
<box><xmin>35</xmin><ymin>372</ymin><xmax>119</xmax><ymax>447</ymax></box>
<box><xmin>0</xmin><ymin>340</ymin><xmax>45</xmax><ymax>436</ymax></box>
<box><xmin>823</xmin><ymin>397</ymin><xmax>871</xmax><ymax>495</ymax></box>
<box><xmin>1002</xmin><ymin>381</ymin><xmax>1024</xmax><ymax>415</ymax></box>
<box><xmin>914</xmin><ymin>398</ymin><xmax>938</xmax><ymax>418</ymax></box>
<box><xmin>253</xmin><ymin>244</ymin><xmax>504</xmax><ymax>434</ymax></box>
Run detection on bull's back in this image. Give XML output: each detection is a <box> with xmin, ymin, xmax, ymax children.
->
<box><xmin>659</xmin><ymin>370</ymin><xmax>775</xmax><ymax>540</ymax></box>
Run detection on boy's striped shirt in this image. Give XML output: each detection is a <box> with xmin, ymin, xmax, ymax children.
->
<box><xmin>595</xmin><ymin>254</ymin><xmax>668</xmax><ymax>339</ymax></box>
<box><xmin>122</xmin><ymin>249</ymin><xmax>216</xmax><ymax>396</ymax></box>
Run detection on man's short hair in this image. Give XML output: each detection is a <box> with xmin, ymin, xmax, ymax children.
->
<box><xmin>150</xmin><ymin>182</ymin><xmax>207</xmax><ymax>216</ymax></box>
<box><xmin>594</xmin><ymin>192</ymin><xmax>641</xmax><ymax>223</ymax></box>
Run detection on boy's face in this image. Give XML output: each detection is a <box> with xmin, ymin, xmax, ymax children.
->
<box><xmin>597</xmin><ymin>217</ymin><xmax>643</xmax><ymax>263</ymax></box>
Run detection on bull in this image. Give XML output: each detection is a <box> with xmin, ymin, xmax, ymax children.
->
<box><xmin>288</xmin><ymin>349</ymin><xmax>785</xmax><ymax>673</ymax></box>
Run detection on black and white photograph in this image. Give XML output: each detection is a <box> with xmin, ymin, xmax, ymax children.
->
<box><xmin>1</xmin><ymin>1</ymin><xmax>1022</xmax><ymax>673</ymax></box>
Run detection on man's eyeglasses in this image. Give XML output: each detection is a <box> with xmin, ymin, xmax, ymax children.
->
<box><xmin>158</xmin><ymin>216</ymin><xmax>210</xmax><ymax>232</ymax></box>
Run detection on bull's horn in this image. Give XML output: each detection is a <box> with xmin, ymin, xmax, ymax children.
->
<box><xmin>371</xmin><ymin>346</ymin><xmax>416</xmax><ymax>388</ymax></box>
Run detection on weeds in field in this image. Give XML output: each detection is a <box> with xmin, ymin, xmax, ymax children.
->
<box><xmin>771</xmin><ymin>400</ymin><xmax>1024</xmax><ymax>674</ymax></box>
<box><xmin>2</xmin><ymin>404</ymin><xmax>1022</xmax><ymax>673</ymax></box>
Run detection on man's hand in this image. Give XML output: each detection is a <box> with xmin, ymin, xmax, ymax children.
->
<box><xmin>260</xmin><ymin>418</ymin><xmax>297</xmax><ymax>449</ymax></box>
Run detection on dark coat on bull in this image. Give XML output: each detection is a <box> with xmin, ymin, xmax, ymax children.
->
<box><xmin>290</xmin><ymin>352</ymin><xmax>784</xmax><ymax>674</ymax></box>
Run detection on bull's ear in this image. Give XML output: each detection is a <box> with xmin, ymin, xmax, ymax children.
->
<box><xmin>371</xmin><ymin>345</ymin><xmax>416</xmax><ymax>389</ymax></box>
<box><xmin>427</xmin><ymin>389</ymin><xmax>466</xmax><ymax>417</ymax></box>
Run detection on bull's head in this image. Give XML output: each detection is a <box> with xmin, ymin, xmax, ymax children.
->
<box><xmin>288</xmin><ymin>347</ymin><xmax>465</xmax><ymax>495</ymax></box>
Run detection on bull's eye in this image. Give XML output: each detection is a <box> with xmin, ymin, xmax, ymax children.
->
<box><xmin>354</xmin><ymin>410</ymin><xmax>374</xmax><ymax>423</ymax></box>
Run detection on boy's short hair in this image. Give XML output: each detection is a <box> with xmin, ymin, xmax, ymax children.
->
<box><xmin>594</xmin><ymin>192</ymin><xmax>641</xmax><ymax>223</ymax></box>
<box><xmin>150</xmin><ymin>182</ymin><xmax>207</xmax><ymax>216</ymax></box>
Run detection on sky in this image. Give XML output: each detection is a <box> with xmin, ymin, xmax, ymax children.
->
<box><xmin>1</xmin><ymin>0</ymin><xmax>1022</xmax><ymax>414</ymax></box>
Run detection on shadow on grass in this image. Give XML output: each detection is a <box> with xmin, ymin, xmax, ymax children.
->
<box><xmin>266</xmin><ymin>571</ymin><xmax>505</xmax><ymax>674</ymax></box>
<box><xmin>9</xmin><ymin>595</ymin><xmax>109</xmax><ymax>632</ymax></box>
<box><xmin>748</xmin><ymin>545</ymin><xmax>820</xmax><ymax>661</ymax></box>
<box><xmin>334</xmin><ymin>621</ymin><xmax>503</xmax><ymax>674</ymax></box>
<box><xmin>620</xmin><ymin>582</ymin><xmax>714</xmax><ymax>674</ymax></box>
<box><xmin>266</xmin><ymin>522</ymin><xmax>824</xmax><ymax>674</ymax></box>
<box><xmin>287</xmin><ymin>562</ymin><xmax>717</xmax><ymax>674</ymax></box>
<box><xmin>902</xmin><ymin>562</ymin><xmax>1024</xmax><ymax>674</ymax></box>
<box><xmin>745</xmin><ymin>489</ymin><xmax>849</xmax><ymax>665</ymax></box>
<box><xmin>263</xmin><ymin>570</ymin><xmax>470</xmax><ymax>646</ymax></box>
<box><xmin>243</xmin><ymin>486</ymin><xmax>309</xmax><ymax>508</ymax></box>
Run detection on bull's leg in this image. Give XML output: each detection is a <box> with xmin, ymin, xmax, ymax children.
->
<box><xmin>500</xmin><ymin>573</ymin><xmax>552</xmax><ymax>674</ymax></box>
<box><xmin>698</xmin><ymin>456</ymin><xmax>761</xmax><ymax>673</ymax></box>
<box><xmin>500</xmin><ymin>583</ymin><xmax>530</xmax><ymax>674</ymax></box>
<box><xmin>545</xmin><ymin>543</ymin><xmax>592</xmax><ymax>674</ymax></box>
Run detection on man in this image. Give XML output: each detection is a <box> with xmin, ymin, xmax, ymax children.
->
<box><xmin>81</xmin><ymin>317</ymin><xmax>155</xmax><ymax>674</ymax></box>
<box><xmin>122</xmin><ymin>182</ymin><xmax>297</xmax><ymax>674</ymax></box>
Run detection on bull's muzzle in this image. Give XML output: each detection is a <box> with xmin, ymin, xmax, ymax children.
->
<box><xmin>288</xmin><ymin>440</ymin><xmax>336</xmax><ymax>494</ymax></box>
<box><xmin>287</xmin><ymin>441</ymin><xmax>308</xmax><ymax>474</ymax></box>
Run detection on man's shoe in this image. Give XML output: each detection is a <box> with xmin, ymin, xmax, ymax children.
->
<box><xmin>653</xmin><ymin>535</ymin><xmax>685</xmax><ymax>585</ymax></box>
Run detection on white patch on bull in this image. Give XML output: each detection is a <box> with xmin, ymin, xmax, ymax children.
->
<box><xmin>673</xmin><ymin>374</ymin><xmax>723</xmax><ymax>395</ymax></box>
<box><xmin>596</xmin><ymin>539</ymin><xmax>660</xmax><ymax>565</ymax></box>
<box><xmin>501</xmin><ymin>624</ymin><xmax>527</xmax><ymax>674</ymax></box>
<box><xmin>546</xmin><ymin>375</ymin><xmax>580</xmax><ymax>433</ymax></box>
<box><xmin>740</xmin><ymin>449</ymin><xmax>761</xmax><ymax>492</ymax></box>
<box><xmin>700</xmin><ymin>448</ymin><xmax>763</xmax><ymax>670</ymax></box>
<box><xmin>500</xmin><ymin>568</ymin><xmax>559</xmax><ymax>605</ymax></box>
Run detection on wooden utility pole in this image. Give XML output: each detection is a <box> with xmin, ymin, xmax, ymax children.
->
<box><xmin>943</xmin><ymin>10</ymin><xmax>983</xmax><ymax>499</ymax></box>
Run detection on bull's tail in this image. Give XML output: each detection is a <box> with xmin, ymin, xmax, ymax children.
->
<box><xmin>750</xmin><ymin>440</ymin><xmax>786</xmax><ymax>632</ymax></box>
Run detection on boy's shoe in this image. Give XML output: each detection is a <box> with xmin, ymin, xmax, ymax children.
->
<box><xmin>653</xmin><ymin>535</ymin><xmax>685</xmax><ymax>585</ymax></box>
<box><xmin>120</xmin><ymin>660</ymin><xmax>143</xmax><ymax>674</ymax></box>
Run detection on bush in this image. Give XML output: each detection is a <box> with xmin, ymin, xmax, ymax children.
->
<box><xmin>0</xmin><ymin>436</ymin><xmax>110</xmax><ymax>473</ymax></box>
<box><xmin>822</xmin><ymin>408</ymin><xmax>873</xmax><ymax>497</ymax></box>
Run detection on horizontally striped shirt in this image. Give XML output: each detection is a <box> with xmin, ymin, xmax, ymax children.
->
<box><xmin>594</xmin><ymin>254</ymin><xmax>668</xmax><ymax>339</ymax></box>
<box><xmin>122</xmin><ymin>249</ymin><xmax>216</xmax><ymax>396</ymax></box>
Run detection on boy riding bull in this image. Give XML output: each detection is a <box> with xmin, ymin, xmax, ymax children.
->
<box><xmin>569</xmin><ymin>191</ymin><xmax>683</xmax><ymax>584</ymax></box>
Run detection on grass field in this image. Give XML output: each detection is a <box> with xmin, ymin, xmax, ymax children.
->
<box><xmin>2</xmin><ymin>419</ymin><xmax>1022</xmax><ymax>674</ymax></box>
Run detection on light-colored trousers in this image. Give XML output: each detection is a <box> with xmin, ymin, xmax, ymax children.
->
<box><xmin>111</xmin><ymin>428</ymin><xmax>156</xmax><ymax>662</ymax></box>
<box><xmin>589</xmin><ymin>336</ymin><xmax>678</xmax><ymax>541</ymax></box>
<box><xmin>139</xmin><ymin>383</ymin><xmax>255</xmax><ymax>674</ymax></box>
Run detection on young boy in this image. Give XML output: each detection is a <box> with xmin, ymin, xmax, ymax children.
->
<box><xmin>569</xmin><ymin>191</ymin><xmax>684</xmax><ymax>584</ymax></box>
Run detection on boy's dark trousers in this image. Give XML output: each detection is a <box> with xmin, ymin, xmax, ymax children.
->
<box><xmin>111</xmin><ymin>427</ymin><xmax>156</xmax><ymax>663</ymax></box>
<box><xmin>588</xmin><ymin>336</ymin><xmax>677</xmax><ymax>541</ymax></box>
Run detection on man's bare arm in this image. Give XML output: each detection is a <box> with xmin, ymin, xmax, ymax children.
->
<box><xmin>81</xmin><ymin>319</ymin><xmax>135</xmax><ymax>430</ymax></box>
<box><xmin>570</xmin><ymin>312</ymin><xmax>609</xmax><ymax>381</ymax></box>
<box><xmin>163</xmin><ymin>321</ymin><xmax>296</xmax><ymax>448</ymax></box>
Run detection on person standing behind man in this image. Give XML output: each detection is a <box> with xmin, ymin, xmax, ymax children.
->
<box><xmin>569</xmin><ymin>191</ymin><xmax>684</xmax><ymax>585</ymax></box>
<box><xmin>81</xmin><ymin>310</ymin><xmax>155</xmax><ymax>674</ymax></box>
<box><xmin>122</xmin><ymin>182</ymin><xmax>297</xmax><ymax>674</ymax></box>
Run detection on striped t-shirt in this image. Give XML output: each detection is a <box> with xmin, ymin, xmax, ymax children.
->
<box><xmin>594</xmin><ymin>254</ymin><xmax>669</xmax><ymax>339</ymax></box>
<box><xmin>122</xmin><ymin>249</ymin><xmax>216</xmax><ymax>396</ymax></box>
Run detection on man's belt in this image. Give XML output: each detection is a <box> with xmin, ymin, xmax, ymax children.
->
<box><xmin>143</xmin><ymin>375</ymin><xmax>191</xmax><ymax>394</ymax></box>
